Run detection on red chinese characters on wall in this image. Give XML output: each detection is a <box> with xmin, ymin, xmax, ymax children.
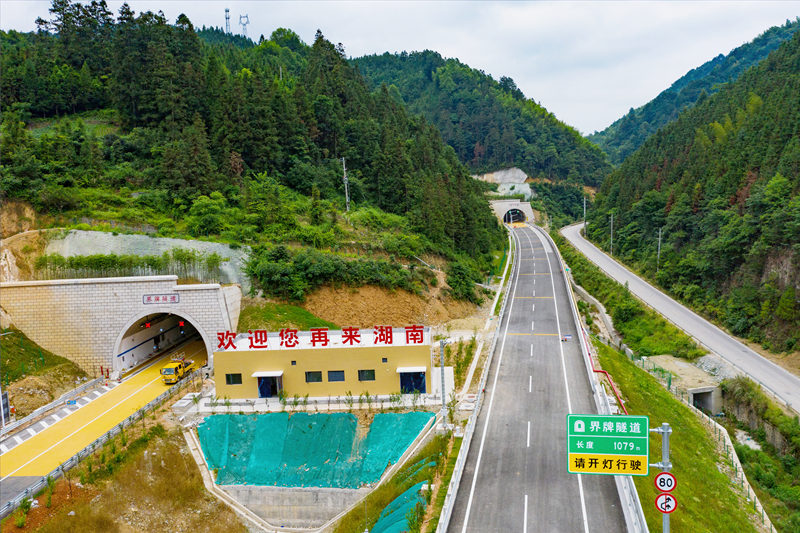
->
<box><xmin>218</xmin><ymin>325</ymin><xmax>426</xmax><ymax>350</ymax></box>
<box><xmin>279</xmin><ymin>328</ymin><xmax>299</xmax><ymax>348</ymax></box>
<box><xmin>217</xmin><ymin>331</ymin><xmax>236</xmax><ymax>350</ymax></box>
<box><xmin>373</xmin><ymin>325</ymin><xmax>393</xmax><ymax>345</ymax></box>
<box><xmin>405</xmin><ymin>325</ymin><xmax>424</xmax><ymax>344</ymax></box>
<box><xmin>310</xmin><ymin>328</ymin><xmax>329</xmax><ymax>347</ymax></box>
<box><xmin>248</xmin><ymin>329</ymin><xmax>269</xmax><ymax>349</ymax></box>
<box><xmin>342</xmin><ymin>327</ymin><xmax>361</xmax><ymax>345</ymax></box>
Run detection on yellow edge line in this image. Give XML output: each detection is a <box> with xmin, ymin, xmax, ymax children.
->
<box><xmin>534</xmin><ymin>296</ymin><xmax>553</xmax><ymax>299</ymax></box>
<box><xmin>515</xmin><ymin>296</ymin><xmax>533</xmax><ymax>299</ymax></box>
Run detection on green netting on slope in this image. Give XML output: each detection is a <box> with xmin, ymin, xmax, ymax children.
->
<box><xmin>370</xmin><ymin>481</ymin><xmax>427</xmax><ymax>533</ymax></box>
<box><xmin>359</xmin><ymin>412</ymin><xmax>435</xmax><ymax>482</ymax></box>
<box><xmin>196</xmin><ymin>411</ymin><xmax>434</xmax><ymax>488</ymax></box>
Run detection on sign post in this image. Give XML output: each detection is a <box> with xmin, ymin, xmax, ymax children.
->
<box><xmin>650</xmin><ymin>422</ymin><xmax>674</xmax><ymax>533</ymax></box>
<box><xmin>567</xmin><ymin>414</ymin><xmax>649</xmax><ymax>476</ymax></box>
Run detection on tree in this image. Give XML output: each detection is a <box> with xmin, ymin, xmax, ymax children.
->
<box><xmin>186</xmin><ymin>192</ymin><xmax>227</xmax><ymax>236</ymax></box>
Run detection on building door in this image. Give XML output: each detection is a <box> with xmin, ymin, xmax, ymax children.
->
<box><xmin>257</xmin><ymin>376</ymin><xmax>282</xmax><ymax>398</ymax></box>
<box><xmin>258</xmin><ymin>377</ymin><xmax>271</xmax><ymax>398</ymax></box>
<box><xmin>400</xmin><ymin>372</ymin><xmax>426</xmax><ymax>394</ymax></box>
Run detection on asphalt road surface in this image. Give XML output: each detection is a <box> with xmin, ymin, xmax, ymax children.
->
<box><xmin>562</xmin><ymin>223</ymin><xmax>800</xmax><ymax>414</ymax></box>
<box><xmin>449</xmin><ymin>224</ymin><xmax>624</xmax><ymax>533</ymax></box>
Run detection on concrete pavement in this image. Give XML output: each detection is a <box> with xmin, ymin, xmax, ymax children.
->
<box><xmin>449</xmin><ymin>225</ymin><xmax>624</xmax><ymax>533</ymax></box>
<box><xmin>561</xmin><ymin>222</ymin><xmax>800</xmax><ymax>414</ymax></box>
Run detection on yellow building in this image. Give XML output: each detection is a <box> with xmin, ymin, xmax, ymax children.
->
<box><xmin>214</xmin><ymin>326</ymin><xmax>432</xmax><ymax>399</ymax></box>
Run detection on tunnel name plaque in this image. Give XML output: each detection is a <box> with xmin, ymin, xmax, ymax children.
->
<box><xmin>567</xmin><ymin>414</ymin><xmax>649</xmax><ymax>476</ymax></box>
<box><xmin>143</xmin><ymin>293</ymin><xmax>180</xmax><ymax>304</ymax></box>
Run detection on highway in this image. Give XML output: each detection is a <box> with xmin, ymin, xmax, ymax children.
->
<box><xmin>0</xmin><ymin>340</ymin><xmax>206</xmax><ymax>485</ymax></box>
<box><xmin>449</xmin><ymin>224</ymin><xmax>624</xmax><ymax>532</ymax></box>
<box><xmin>561</xmin><ymin>223</ymin><xmax>800</xmax><ymax>414</ymax></box>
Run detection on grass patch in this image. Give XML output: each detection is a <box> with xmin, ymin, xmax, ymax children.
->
<box><xmin>332</xmin><ymin>434</ymin><xmax>452</xmax><ymax>533</ymax></box>
<box><xmin>34</xmin><ymin>427</ymin><xmax>246</xmax><ymax>533</ymax></box>
<box><xmin>493</xmin><ymin>243</ymin><xmax>514</xmax><ymax>315</ymax></box>
<box><xmin>426</xmin><ymin>437</ymin><xmax>463</xmax><ymax>532</ymax></box>
<box><xmin>237</xmin><ymin>301</ymin><xmax>338</xmax><ymax>331</ymax></box>
<box><xmin>28</xmin><ymin>110</ymin><xmax>120</xmax><ymax>139</ymax></box>
<box><xmin>595</xmin><ymin>340</ymin><xmax>756</xmax><ymax>532</ymax></box>
<box><xmin>447</xmin><ymin>338</ymin><xmax>477</xmax><ymax>390</ymax></box>
<box><xmin>0</xmin><ymin>327</ymin><xmax>85</xmax><ymax>384</ymax></box>
<box><xmin>553</xmin><ymin>231</ymin><xmax>704</xmax><ymax>360</ymax></box>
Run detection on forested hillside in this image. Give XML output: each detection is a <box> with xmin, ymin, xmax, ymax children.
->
<box><xmin>589</xmin><ymin>18</ymin><xmax>800</xmax><ymax>165</ymax></box>
<box><xmin>354</xmin><ymin>51</ymin><xmax>611</xmax><ymax>186</ymax></box>
<box><xmin>0</xmin><ymin>1</ymin><xmax>504</xmax><ymax>288</ymax></box>
<box><xmin>588</xmin><ymin>32</ymin><xmax>800</xmax><ymax>352</ymax></box>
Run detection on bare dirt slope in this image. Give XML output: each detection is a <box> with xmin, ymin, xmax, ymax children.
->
<box><xmin>303</xmin><ymin>271</ymin><xmax>477</xmax><ymax>327</ymax></box>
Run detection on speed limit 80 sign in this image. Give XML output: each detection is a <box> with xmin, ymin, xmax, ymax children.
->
<box><xmin>654</xmin><ymin>472</ymin><xmax>676</xmax><ymax>492</ymax></box>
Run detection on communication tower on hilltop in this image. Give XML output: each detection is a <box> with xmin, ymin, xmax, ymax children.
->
<box><xmin>224</xmin><ymin>8</ymin><xmax>230</xmax><ymax>34</ymax></box>
<box><xmin>239</xmin><ymin>14</ymin><xmax>250</xmax><ymax>37</ymax></box>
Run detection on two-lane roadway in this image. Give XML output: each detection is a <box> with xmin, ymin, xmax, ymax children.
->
<box><xmin>449</xmin><ymin>224</ymin><xmax>624</xmax><ymax>532</ymax></box>
<box><xmin>562</xmin><ymin>222</ymin><xmax>800</xmax><ymax>414</ymax></box>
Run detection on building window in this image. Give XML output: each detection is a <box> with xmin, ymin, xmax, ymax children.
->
<box><xmin>225</xmin><ymin>373</ymin><xmax>242</xmax><ymax>385</ymax></box>
<box><xmin>358</xmin><ymin>369</ymin><xmax>375</xmax><ymax>382</ymax></box>
<box><xmin>305</xmin><ymin>371</ymin><xmax>322</xmax><ymax>383</ymax></box>
<box><xmin>328</xmin><ymin>370</ymin><xmax>345</xmax><ymax>382</ymax></box>
<box><xmin>291</xmin><ymin>360</ymin><xmax>297</xmax><ymax>366</ymax></box>
<box><xmin>381</xmin><ymin>357</ymin><xmax>388</xmax><ymax>363</ymax></box>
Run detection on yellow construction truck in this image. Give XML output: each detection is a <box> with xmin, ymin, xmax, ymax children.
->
<box><xmin>160</xmin><ymin>355</ymin><xmax>196</xmax><ymax>385</ymax></box>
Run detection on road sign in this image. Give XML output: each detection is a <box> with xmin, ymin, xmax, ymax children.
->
<box><xmin>654</xmin><ymin>472</ymin><xmax>676</xmax><ymax>492</ymax></box>
<box><xmin>567</xmin><ymin>414</ymin><xmax>649</xmax><ymax>476</ymax></box>
<box><xmin>655</xmin><ymin>493</ymin><xmax>677</xmax><ymax>514</ymax></box>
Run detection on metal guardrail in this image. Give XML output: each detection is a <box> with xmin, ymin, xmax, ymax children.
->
<box><xmin>436</xmin><ymin>229</ymin><xmax>515</xmax><ymax>533</ymax></box>
<box><xmin>0</xmin><ymin>368</ymin><xmax>202</xmax><ymax>519</ymax></box>
<box><xmin>538</xmin><ymin>226</ymin><xmax>649</xmax><ymax>533</ymax></box>
<box><xmin>0</xmin><ymin>377</ymin><xmax>103</xmax><ymax>438</ymax></box>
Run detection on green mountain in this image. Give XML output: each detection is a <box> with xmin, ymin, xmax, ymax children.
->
<box><xmin>588</xmin><ymin>32</ymin><xmax>800</xmax><ymax>352</ymax></box>
<box><xmin>0</xmin><ymin>1</ymin><xmax>503</xmax><ymax>279</ymax></box>
<box><xmin>589</xmin><ymin>18</ymin><xmax>800</xmax><ymax>165</ymax></box>
<box><xmin>353</xmin><ymin>51</ymin><xmax>611</xmax><ymax>186</ymax></box>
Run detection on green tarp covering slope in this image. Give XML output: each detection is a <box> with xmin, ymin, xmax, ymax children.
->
<box><xmin>370</xmin><ymin>481</ymin><xmax>427</xmax><ymax>533</ymax></box>
<box><xmin>197</xmin><ymin>411</ymin><xmax>433</xmax><ymax>488</ymax></box>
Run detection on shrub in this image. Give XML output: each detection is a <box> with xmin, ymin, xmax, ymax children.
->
<box><xmin>446</xmin><ymin>261</ymin><xmax>482</xmax><ymax>303</ymax></box>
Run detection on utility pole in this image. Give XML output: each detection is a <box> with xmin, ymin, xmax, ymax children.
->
<box><xmin>439</xmin><ymin>339</ymin><xmax>448</xmax><ymax>426</ymax></box>
<box><xmin>224</xmin><ymin>8</ymin><xmax>230</xmax><ymax>34</ymax></box>
<box><xmin>239</xmin><ymin>14</ymin><xmax>249</xmax><ymax>37</ymax></box>
<box><xmin>342</xmin><ymin>157</ymin><xmax>350</xmax><ymax>212</ymax></box>
<box><xmin>657</xmin><ymin>227</ymin><xmax>663</xmax><ymax>273</ymax></box>
<box><xmin>650</xmin><ymin>423</ymin><xmax>674</xmax><ymax>533</ymax></box>
<box><xmin>583</xmin><ymin>196</ymin><xmax>587</xmax><ymax>230</ymax></box>
<box><xmin>610</xmin><ymin>213</ymin><xmax>614</xmax><ymax>257</ymax></box>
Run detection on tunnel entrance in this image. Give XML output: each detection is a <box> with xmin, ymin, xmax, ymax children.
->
<box><xmin>112</xmin><ymin>312</ymin><xmax>204</xmax><ymax>374</ymax></box>
<box><xmin>503</xmin><ymin>209</ymin><xmax>526</xmax><ymax>223</ymax></box>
